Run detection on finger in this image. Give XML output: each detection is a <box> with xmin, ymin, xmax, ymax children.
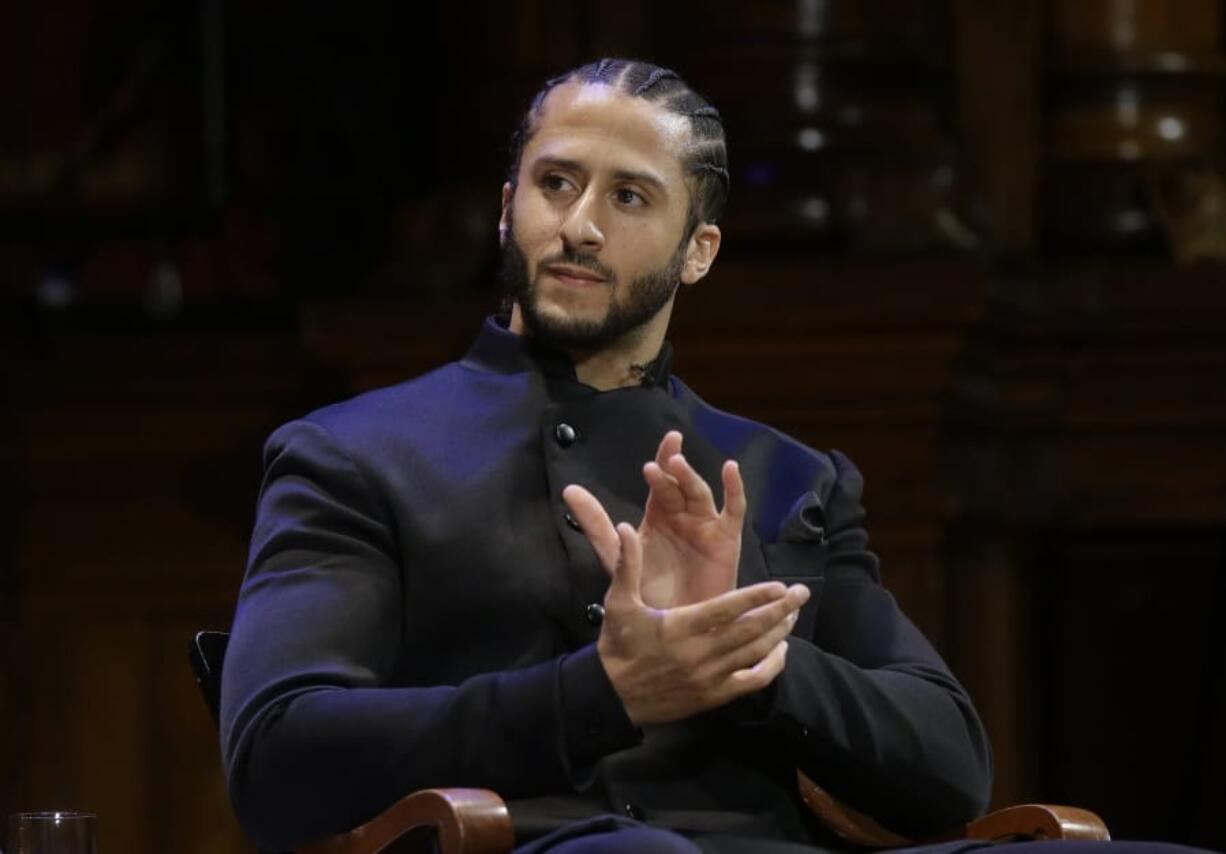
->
<box><xmin>643</xmin><ymin>431</ymin><xmax>685</xmax><ymax>515</ymax></box>
<box><xmin>643</xmin><ymin>460</ymin><xmax>685</xmax><ymax>514</ymax></box>
<box><xmin>725</xmin><ymin>640</ymin><xmax>789</xmax><ymax>696</ymax></box>
<box><xmin>712</xmin><ymin>609</ymin><xmax>801</xmax><ymax>675</ymax></box>
<box><xmin>707</xmin><ymin>584</ymin><xmax>810</xmax><ymax>657</ymax></box>
<box><xmin>562</xmin><ymin>484</ymin><xmax>620</xmax><ymax>572</ymax></box>
<box><xmin>675</xmin><ymin>581</ymin><xmax>788</xmax><ymax>634</ymax></box>
<box><xmin>720</xmin><ymin>460</ymin><xmax>747</xmax><ymax>525</ymax></box>
<box><xmin>654</xmin><ymin>430</ymin><xmax>683</xmax><ymax>468</ymax></box>
<box><xmin>608</xmin><ymin>522</ymin><xmax>644</xmax><ymax>605</ymax></box>
<box><xmin>664</xmin><ymin>453</ymin><xmax>717</xmax><ymax>516</ymax></box>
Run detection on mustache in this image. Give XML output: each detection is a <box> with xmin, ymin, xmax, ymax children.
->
<box><xmin>538</xmin><ymin>247</ymin><xmax>617</xmax><ymax>284</ymax></box>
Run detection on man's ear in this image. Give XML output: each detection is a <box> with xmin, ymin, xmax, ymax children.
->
<box><xmin>680</xmin><ymin>223</ymin><xmax>722</xmax><ymax>286</ymax></box>
<box><xmin>499</xmin><ymin>182</ymin><xmax>513</xmax><ymax>248</ymax></box>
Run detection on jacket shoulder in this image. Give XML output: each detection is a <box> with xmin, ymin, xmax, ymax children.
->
<box><xmin>302</xmin><ymin>363</ymin><xmax>464</xmax><ymax>435</ymax></box>
<box><xmin>670</xmin><ymin>375</ymin><xmax>842</xmax><ymax>477</ymax></box>
<box><xmin>670</xmin><ymin>376</ymin><xmax>863</xmax><ymax>539</ymax></box>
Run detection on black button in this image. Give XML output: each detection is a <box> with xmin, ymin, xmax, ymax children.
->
<box><xmin>554</xmin><ymin>423</ymin><xmax>578</xmax><ymax>447</ymax></box>
<box><xmin>624</xmin><ymin>802</ymin><xmax>645</xmax><ymax>821</ymax></box>
<box><xmin>584</xmin><ymin>717</ymin><xmax>603</xmax><ymax>736</ymax></box>
<box><xmin>584</xmin><ymin>603</ymin><xmax>605</xmax><ymax>625</ymax></box>
<box><xmin>564</xmin><ymin>511</ymin><xmax>582</xmax><ymax>531</ymax></box>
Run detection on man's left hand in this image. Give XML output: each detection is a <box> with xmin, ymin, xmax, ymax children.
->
<box><xmin>562</xmin><ymin>430</ymin><xmax>745</xmax><ymax>610</ymax></box>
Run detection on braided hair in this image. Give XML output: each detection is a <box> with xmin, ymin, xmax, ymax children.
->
<box><xmin>506</xmin><ymin>59</ymin><xmax>730</xmax><ymax>233</ymax></box>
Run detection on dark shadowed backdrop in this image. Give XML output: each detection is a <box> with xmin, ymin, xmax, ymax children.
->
<box><xmin>2</xmin><ymin>2</ymin><xmax>1224</xmax><ymax>852</ymax></box>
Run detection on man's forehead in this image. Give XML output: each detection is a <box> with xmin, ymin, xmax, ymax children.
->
<box><xmin>525</xmin><ymin>80</ymin><xmax>691</xmax><ymax>178</ymax></box>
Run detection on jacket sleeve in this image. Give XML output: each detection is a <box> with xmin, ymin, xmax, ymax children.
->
<box><xmin>735</xmin><ymin>450</ymin><xmax>994</xmax><ymax>838</ymax></box>
<box><xmin>220</xmin><ymin>419</ymin><xmax>639</xmax><ymax>851</ymax></box>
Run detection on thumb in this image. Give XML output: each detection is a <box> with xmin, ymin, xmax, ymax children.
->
<box><xmin>608</xmin><ymin>522</ymin><xmax>644</xmax><ymax>606</ymax></box>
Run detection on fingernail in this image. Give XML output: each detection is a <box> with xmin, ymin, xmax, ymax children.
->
<box><xmin>794</xmin><ymin>584</ymin><xmax>811</xmax><ymax>603</ymax></box>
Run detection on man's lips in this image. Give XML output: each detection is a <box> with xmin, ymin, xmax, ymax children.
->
<box><xmin>546</xmin><ymin>264</ymin><xmax>607</xmax><ymax>285</ymax></box>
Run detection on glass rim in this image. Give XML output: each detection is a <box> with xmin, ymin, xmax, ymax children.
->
<box><xmin>8</xmin><ymin>811</ymin><xmax>97</xmax><ymax>821</ymax></box>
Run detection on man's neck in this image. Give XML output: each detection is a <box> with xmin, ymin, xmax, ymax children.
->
<box><xmin>508</xmin><ymin>302</ymin><xmax>672</xmax><ymax>391</ymax></box>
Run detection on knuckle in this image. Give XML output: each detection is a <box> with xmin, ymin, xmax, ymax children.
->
<box><xmin>724</xmin><ymin>671</ymin><xmax>748</xmax><ymax>695</ymax></box>
<box><xmin>737</xmin><ymin>668</ymin><xmax>766</xmax><ymax>693</ymax></box>
<box><xmin>771</xmin><ymin>615</ymin><xmax>795</xmax><ymax>639</ymax></box>
<box><xmin>727</xmin><ymin>622</ymin><xmax>757</xmax><ymax>651</ymax></box>
<box><xmin>748</xmin><ymin>635</ymin><xmax>776</xmax><ymax>664</ymax></box>
<box><xmin>677</xmin><ymin>645</ymin><xmax>704</xmax><ymax>671</ymax></box>
<box><xmin>750</xmin><ymin>611</ymin><xmax>776</xmax><ymax>638</ymax></box>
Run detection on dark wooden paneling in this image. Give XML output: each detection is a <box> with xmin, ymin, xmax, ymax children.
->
<box><xmin>954</xmin><ymin>0</ymin><xmax>1042</xmax><ymax>253</ymax></box>
<box><xmin>7</xmin><ymin>2</ymin><xmax>1226</xmax><ymax>851</ymax></box>
<box><xmin>1043</xmin><ymin>532</ymin><xmax>1225</xmax><ymax>844</ymax></box>
<box><xmin>943</xmin><ymin>266</ymin><xmax>1226</xmax><ymax>845</ymax></box>
<box><xmin>7</xmin><ymin>330</ymin><xmax>329</xmax><ymax>854</ymax></box>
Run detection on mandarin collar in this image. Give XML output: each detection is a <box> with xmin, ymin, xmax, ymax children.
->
<box><xmin>461</xmin><ymin>314</ymin><xmax>673</xmax><ymax>389</ymax></box>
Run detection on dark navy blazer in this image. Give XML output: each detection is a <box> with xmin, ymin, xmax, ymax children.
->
<box><xmin>220</xmin><ymin>317</ymin><xmax>993</xmax><ymax>851</ymax></box>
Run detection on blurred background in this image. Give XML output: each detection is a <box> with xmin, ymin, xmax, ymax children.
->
<box><xmin>2</xmin><ymin>1</ymin><xmax>1224</xmax><ymax>851</ymax></box>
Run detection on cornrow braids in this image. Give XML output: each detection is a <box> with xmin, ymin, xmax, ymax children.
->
<box><xmin>593</xmin><ymin>57</ymin><xmax>616</xmax><ymax>81</ymax></box>
<box><xmin>632</xmin><ymin>67</ymin><xmax>680</xmax><ymax>97</ymax></box>
<box><xmin>506</xmin><ymin>58</ymin><xmax>730</xmax><ymax>230</ymax></box>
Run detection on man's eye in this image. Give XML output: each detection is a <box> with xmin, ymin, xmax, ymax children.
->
<box><xmin>541</xmin><ymin>174</ymin><xmax>574</xmax><ymax>193</ymax></box>
<box><xmin>615</xmin><ymin>188</ymin><xmax>645</xmax><ymax>206</ymax></box>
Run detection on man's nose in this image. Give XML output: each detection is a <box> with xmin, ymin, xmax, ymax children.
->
<box><xmin>559</xmin><ymin>190</ymin><xmax>605</xmax><ymax>252</ymax></box>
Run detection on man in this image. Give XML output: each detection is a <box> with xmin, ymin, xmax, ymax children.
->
<box><xmin>220</xmin><ymin>59</ymin><xmax>995</xmax><ymax>853</ymax></box>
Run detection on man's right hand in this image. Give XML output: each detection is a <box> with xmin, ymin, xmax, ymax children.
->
<box><xmin>597</xmin><ymin>521</ymin><xmax>810</xmax><ymax>727</ymax></box>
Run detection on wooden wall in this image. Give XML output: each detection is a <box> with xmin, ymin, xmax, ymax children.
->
<box><xmin>4</xmin><ymin>1</ymin><xmax>1226</xmax><ymax>852</ymax></box>
<box><xmin>6</xmin><ymin>328</ymin><xmax>341</xmax><ymax>853</ymax></box>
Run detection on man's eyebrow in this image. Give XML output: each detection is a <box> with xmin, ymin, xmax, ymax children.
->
<box><xmin>613</xmin><ymin>168</ymin><xmax>668</xmax><ymax>196</ymax></box>
<box><xmin>532</xmin><ymin>156</ymin><xmax>585</xmax><ymax>175</ymax></box>
<box><xmin>533</xmin><ymin>156</ymin><xmax>669</xmax><ymax>197</ymax></box>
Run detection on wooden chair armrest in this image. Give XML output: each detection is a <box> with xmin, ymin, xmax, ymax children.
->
<box><xmin>797</xmin><ymin>771</ymin><xmax>913</xmax><ymax>848</ymax></box>
<box><xmin>292</xmin><ymin>774</ymin><xmax>1109</xmax><ymax>853</ymax></box>
<box><xmin>798</xmin><ymin>771</ymin><xmax>1111</xmax><ymax>848</ymax></box>
<box><xmin>963</xmin><ymin>804</ymin><xmax>1111</xmax><ymax>843</ymax></box>
<box><xmin>297</xmin><ymin>788</ymin><xmax>514</xmax><ymax>854</ymax></box>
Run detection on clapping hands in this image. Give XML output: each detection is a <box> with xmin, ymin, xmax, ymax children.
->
<box><xmin>562</xmin><ymin>431</ymin><xmax>809</xmax><ymax>726</ymax></box>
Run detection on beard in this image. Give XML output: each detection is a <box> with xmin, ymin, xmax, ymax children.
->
<box><xmin>498</xmin><ymin>218</ymin><xmax>685</xmax><ymax>350</ymax></box>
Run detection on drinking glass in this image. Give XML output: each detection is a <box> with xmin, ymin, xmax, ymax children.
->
<box><xmin>5</xmin><ymin>812</ymin><xmax>97</xmax><ymax>854</ymax></box>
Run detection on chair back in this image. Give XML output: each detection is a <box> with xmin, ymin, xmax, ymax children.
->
<box><xmin>189</xmin><ymin>630</ymin><xmax>230</xmax><ymax>726</ymax></box>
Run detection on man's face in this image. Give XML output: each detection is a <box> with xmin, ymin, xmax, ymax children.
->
<box><xmin>499</xmin><ymin>80</ymin><xmax>717</xmax><ymax>348</ymax></box>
